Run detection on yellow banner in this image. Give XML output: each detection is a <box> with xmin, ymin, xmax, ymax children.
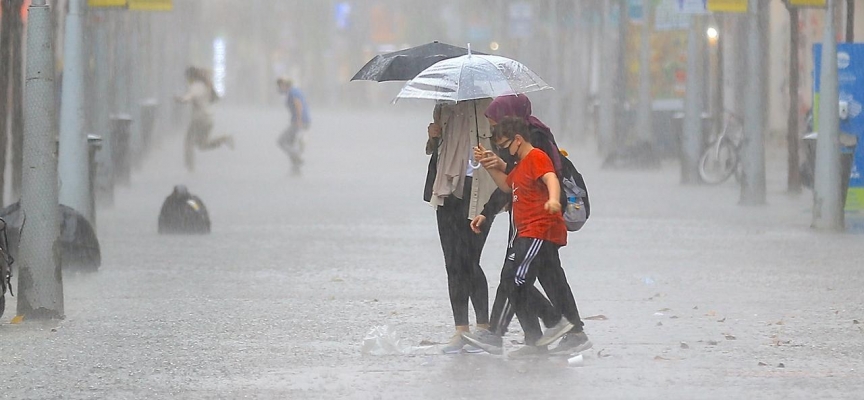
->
<box><xmin>707</xmin><ymin>0</ymin><xmax>747</xmax><ymax>13</ymax></box>
<box><xmin>789</xmin><ymin>0</ymin><xmax>826</xmax><ymax>7</ymax></box>
<box><xmin>87</xmin><ymin>0</ymin><xmax>126</xmax><ymax>7</ymax></box>
<box><xmin>129</xmin><ymin>0</ymin><xmax>172</xmax><ymax>11</ymax></box>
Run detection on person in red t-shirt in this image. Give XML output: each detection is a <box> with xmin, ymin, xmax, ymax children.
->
<box><xmin>470</xmin><ymin>116</ymin><xmax>589</xmax><ymax>357</ymax></box>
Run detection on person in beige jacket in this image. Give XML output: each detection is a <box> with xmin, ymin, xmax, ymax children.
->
<box><xmin>424</xmin><ymin>98</ymin><xmax>498</xmax><ymax>353</ymax></box>
<box><xmin>175</xmin><ymin>66</ymin><xmax>234</xmax><ymax>172</ymax></box>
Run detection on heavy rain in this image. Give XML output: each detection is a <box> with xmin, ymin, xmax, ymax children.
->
<box><xmin>0</xmin><ymin>0</ymin><xmax>863</xmax><ymax>399</ymax></box>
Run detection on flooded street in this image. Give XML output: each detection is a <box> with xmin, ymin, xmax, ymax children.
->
<box><xmin>0</xmin><ymin>104</ymin><xmax>861</xmax><ymax>399</ymax></box>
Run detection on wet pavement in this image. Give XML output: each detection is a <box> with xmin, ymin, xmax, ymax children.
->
<box><xmin>1</xmin><ymin>104</ymin><xmax>863</xmax><ymax>399</ymax></box>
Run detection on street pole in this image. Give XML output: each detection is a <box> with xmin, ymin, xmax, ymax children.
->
<box><xmin>0</xmin><ymin>0</ymin><xmax>12</xmax><ymax>207</ymax></box>
<box><xmin>10</xmin><ymin>0</ymin><xmax>24</xmax><ymax>199</ymax></box>
<box><xmin>636</xmin><ymin>0</ymin><xmax>654</xmax><ymax>147</ymax></box>
<box><xmin>58</xmin><ymin>0</ymin><xmax>91</xmax><ymax>223</ymax></box>
<box><xmin>787</xmin><ymin>3</ymin><xmax>802</xmax><ymax>193</ymax></box>
<box><xmin>740</xmin><ymin>0</ymin><xmax>767</xmax><ymax>205</ymax></box>
<box><xmin>812</xmin><ymin>0</ymin><xmax>843</xmax><ymax>230</ymax></box>
<box><xmin>616</xmin><ymin>0</ymin><xmax>629</xmax><ymax>138</ymax></box>
<box><xmin>17</xmin><ymin>0</ymin><xmax>63</xmax><ymax>320</ymax></box>
<box><xmin>681</xmin><ymin>15</ymin><xmax>705</xmax><ymax>184</ymax></box>
<box><xmin>93</xmin><ymin>10</ymin><xmax>114</xmax><ymax>209</ymax></box>
<box><xmin>846</xmin><ymin>0</ymin><xmax>854</xmax><ymax>42</ymax></box>
<box><xmin>598</xmin><ymin>0</ymin><xmax>614</xmax><ymax>156</ymax></box>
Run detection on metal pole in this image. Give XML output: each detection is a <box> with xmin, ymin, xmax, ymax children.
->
<box><xmin>17</xmin><ymin>0</ymin><xmax>63</xmax><ymax>320</ymax></box>
<box><xmin>58</xmin><ymin>0</ymin><xmax>90</xmax><ymax>223</ymax></box>
<box><xmin>787</xmin><ymin>4</ymin><xmax>802</xmax><ymax>193</ymax></box>
<box><xmin>598</xmin><ymin>0</ymin><xmax>614</xmax><ymax>156</ymax></box>
<box><xmin>129</xmin><ymin>14</ymin><xmax>143</xmax><ymax>169</ymax></box>
<box><xmin>93</xmin><ymin>10</ymin><xmax>114</xmax><ymax>208</ymax></box>
<box><xmin>740</xmin><ymin>0</ymin><xmax>767</xmax><ymax>205</ymax></box>
<box><xmin>812</xmin><ymin>0</ymin><xmax>843</xmax><ymax>230</ymax></box>
<box><xmin>0</xmin><ymin>0</ymin><xmax>13</xmax><ymax>207</ymax></box>
<box><xmin>846</xmin><ymin>0</ymin><xmax>854</xmax><ymax>42</ymax></box>
<box><xmin>10</xmin><ymin>0</ymin><xmax>24</xmax><ymax>199</ymax></box>
<box><xmin>636</xmin><ymin>0</ymin><xmax>654</xmax><ymax>146</ymax></box>
<box><xmin>615</xmin><ymin>0</ymin><xmax>628</xmax><ymax>142</ymax></box>
<box><xmin>681</xmin><ymin>15</ymin><xmax>705</xmax><ymax>184</ymax></box>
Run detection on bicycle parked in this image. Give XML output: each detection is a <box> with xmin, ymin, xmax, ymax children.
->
<box><xmin>699</xmin><ymin>111</ymin><xmax>743</xmax><ymax>185</ymax></box>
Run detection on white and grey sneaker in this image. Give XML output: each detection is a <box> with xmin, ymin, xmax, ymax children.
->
<box><xmin>550</xmin><ymin>331</ymin><xmax>593</xmax><ymax>354</ymax></box>
<box><xmin>441</xmin><ymin>333</ymin><xmax>467</xmax><ymax>354</ymax></box>
<box><xmin>507</xmin><ymin>344</ymin><xmax>548</xmax><ymax>359</ymax></box>
<box><xmin>461</xmin><ymin>328</ymin><xmax>503</xmax><ymax>355</ymax></box>
<box><xmin>536</xmin><ymin>318</ymin><xmax>574</xmax><ymax>347</ymax></box>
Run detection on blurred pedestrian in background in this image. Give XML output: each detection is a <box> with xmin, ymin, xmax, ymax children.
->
<box><xmin>175</xmin><ymin>66</ymin><xmax>234</xmax><ymax>172</ymax></box>
<box><xmin>276</xmin><ymin>77</ymin><xmax>311</xmax><ymax>175</ymax></box>
<box><xmin>424</xmin><ymin>98</ymin><xmax>499</xmax><ymax>354</ymax></box>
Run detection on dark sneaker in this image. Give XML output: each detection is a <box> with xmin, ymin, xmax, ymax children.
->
<box><xmin>536</xmin><ymin>318</ymin><xmax>574</xmax><ymax>346</ymax></box>
<box><xmin>441</xmin><ymin>333</ymin><xmax>467</xmax><ymax>354</ymax></box>
<box><xmin>550</xmin><ymin>331</ymin><xmax>593</xmax><ymax>354</ymax></box>
<box><xmin>507</xmin><ymin>344</ymin><xmax>548</xmax><ymax>359</ymax></box>
<box><xmin>461</xmin><ymin>328</ymin><xmax>503</xmax><ymax>355</ymax></box>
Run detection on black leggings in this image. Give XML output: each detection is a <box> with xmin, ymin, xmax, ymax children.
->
<box><xmin>436</xmin><ymin>178</ymin><xmax>493</xmax><ymax>327</ymax></box>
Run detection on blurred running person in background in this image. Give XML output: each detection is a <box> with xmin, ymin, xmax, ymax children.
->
<box><xmin>175</xmin><ymin>66</ymin><xmax>234</xmax><ymax>172</ymax></box>
<box><xmin>276</xmin><ymin>77</ymin><xmax>311</xmax><ymax>175</ymax></box>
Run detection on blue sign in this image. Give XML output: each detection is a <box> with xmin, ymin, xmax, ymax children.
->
<box><xmin>814</xmin><ymin>43</ymin><xmax>864</xmax><ymax>212</ymax></box>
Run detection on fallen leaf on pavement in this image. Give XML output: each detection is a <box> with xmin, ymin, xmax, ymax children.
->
<box><xmin>758</xmin><ymin>362</ymin><xmax>768</xmax><ymax>366</ymax></box>
<box><xmin>777</xmin><ymin>363</ymin><xmax>785</xmax><ymax>368</ymax></box>
<box><xmin>693</xmin><ymin>306</ymin><xmax>699</xmax><ymax>310</ymax></box>
<box><xmin>597</xmin><ymin>349</ymin><xmax>611</xmax><ymax>358</ymax></box>
<box><xmin>723</xmin><ymin>334</ymin><xmax>737</xmax><ymax>340</ymax></box>
<box><xmin>654</xmin><ymin>356</ymin><xmax>671</xmax><ymax>361</ymax></box>
<box><xmin>717</xmin><ymin>317</ymin><xmax>726</xmax><ymax>323</ymax></box>
<box><xmin>670</xmin><ymin>316</ymin><xmax>679</xmax><ymax>319</ymax></box>
<box><xmin>707</xmin><ymin>340</ymin><xmax>719</xmax><ymax>345</ymax></box>
<box><xmin>331</xmin><ymin>277</ymin><xmax>344</xmax><ymax>282</ymax></box>
<box><xmin>680</xmin><ymin>342</ymin><xmax>689</xmax><ymax>349</ymax></box>
<box><xmin>419</xmin><ymin>339</ymin><xmax>439</xmax><ymax>346</ymax></box>
<box><xmin>774</xmin><ymin>320</ymin><xmax>784</xmax><ymax>325</ymax></box>
<box><xmin>705</xmin><ymin>311</ymin><xmax>716</xmax><ymax>317</ymax></box>
<box><xmin>584</xmin><ymin>314</ymin><xmax>608</xmax><ymax>321</ymax></box>
<box><xmin>853</xmin><ymin>320</ymin><xmax>860</xmax><ymax>325</ymax></box>
<box><xmin>657</xmin><ymin>308</ymin><xmax>672</xmax><ymax>312</ymax></box>
<box><xmin>656</xmin><ymin>322</ymin><xmax>663</xmax><ymax>326</ymax></box>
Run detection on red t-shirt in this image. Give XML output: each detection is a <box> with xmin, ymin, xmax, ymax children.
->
<box><xmin>505</xmin><ymin>148</ymin><xmax>567</xmax><ymax>246</ymax></box>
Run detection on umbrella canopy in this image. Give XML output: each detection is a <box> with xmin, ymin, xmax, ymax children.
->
<box><xmin>351</xmin><ymin>41</ymin><xmax>485</xmax><ymax>82</ymax></box>
<box><xmin>393</xmin><ymin>53</ymin><xmax>551</xmax><ymax>103</ymax></box>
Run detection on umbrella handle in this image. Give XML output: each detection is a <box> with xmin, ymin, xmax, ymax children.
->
<box><xmin>469</xmin><ymin>160</ymin><xmax>482</xmax><ymax>170</ymax></box>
